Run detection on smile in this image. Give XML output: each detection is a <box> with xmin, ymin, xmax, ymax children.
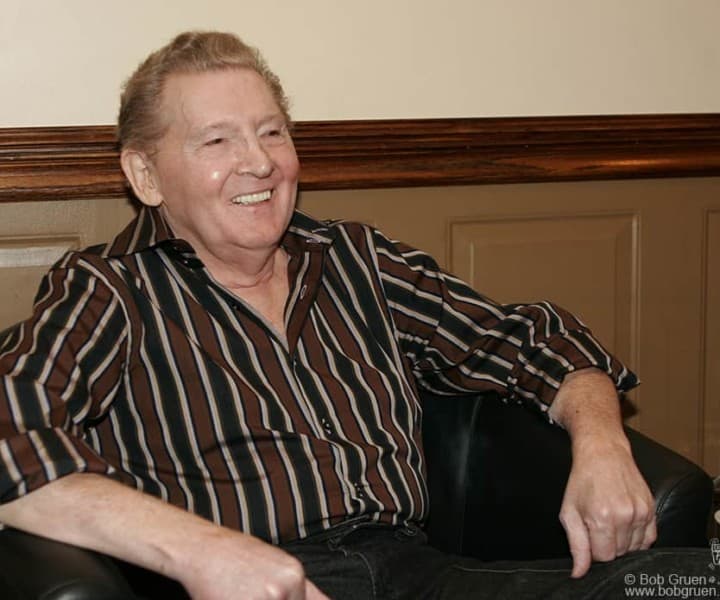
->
<box><xmin>231</xmin><ymin>190</ymin><xmax>272</xmax><ymax>206</ymax></box>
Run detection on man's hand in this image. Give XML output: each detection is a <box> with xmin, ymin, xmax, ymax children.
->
<box><xmin>559</xmin><ymin>434</ymin><xmax>656</xmax><ymax>578</ymax></box>
<box><xmin>177</xmin><ymin>528</ymin><xmax>329</xmax><ymax>600</ymax></box>
<box><xmin>548</xmin><ymin>369</ymin><xmax>657</xmax><ymax>578</ymax></box>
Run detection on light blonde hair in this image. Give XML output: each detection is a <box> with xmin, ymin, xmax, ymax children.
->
<box><xmin>118</xmin><ymin>30</ymin><xmax>291</xmax><ymax>152</ymax></box>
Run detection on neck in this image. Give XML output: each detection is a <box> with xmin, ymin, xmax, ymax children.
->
<box><xmin>203</xmin><ymin>245</ymin><xmax>287</xmax><ymax>290</ymax></box>
<box><xmin>214</xmin><ymin>246</ymin><xmax>291</xmax><ymax>342</ymax></box>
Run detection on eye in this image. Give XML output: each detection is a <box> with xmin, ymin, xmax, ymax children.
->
<box><xmin>205</xmin><ymin>137</ymin><xmax>225</xmax><ymax>146</ymax></box>
<box><xmin>261</xmin><ymin>126</ymin><xmax>287</xmax><ymax>145</ymax></box>
<box><xmin>261</xmin><ymin>129</ymin><xmax>282</xmax><ymax>139</ymax></box>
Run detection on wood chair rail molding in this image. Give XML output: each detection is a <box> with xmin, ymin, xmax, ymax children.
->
<box><xmin>1</xmin><ymin>114</ymin><xmax>720</xmax><ymax>202</ymax></box>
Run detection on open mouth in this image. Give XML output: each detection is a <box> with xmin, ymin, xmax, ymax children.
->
<box><xmin>231</xmin><ymin>189</ymin><xmax>272</xmax><ymax>206</ymax></box>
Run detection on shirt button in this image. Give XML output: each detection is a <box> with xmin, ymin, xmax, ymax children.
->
<box><xmin>170</xmin><ymin>240</ymin><xmax>192</xmax><ymax>252</ymax></box>
<box><xmin>321</xmin><ymin>417</ymin><xmax>333</xmax><ymax>436</ymax></box>
<box><xmin>354</xmin><ymin>482</ymin><xmax>367</xmax><ymax>499</ymax></box>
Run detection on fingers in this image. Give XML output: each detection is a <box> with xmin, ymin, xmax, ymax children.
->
<box><xmin>641</xmin><ymin>516</ymin><xmax>658</xmax><ymax>549</ymax></box>
<box><xmin>560</xmin><ymin>507</ymin><xmax>592</xmax><ymax>578</ymax></box>
<box><xmin>563</xmin><ymin>496</ymin><xmax>657</xmax><ymax>581</ymax></box>
<box><xmin>625</xmin><ymin>521</ymin><xmax>645</xmax><ymax>555</ymax></box>
<box><xmin>612</xmin><ymin>500</ymin><xmax>641</xmax><ymax>556</ymax></box>
<box><xmin>263</xmin><ymin>555</ymin><xmax>308</xmax><ymax>600</ymax></box>
<box><xmin>625</xmin><ymin>508</ymin><xmax>654</xmax><ymax>554</ymax></box>
<box><xmin>616</xmin><ymin>497</ymin><xmax>656</xmax><ymax>555</ymax></box>
<box><xmin>306</xmin><ymin>580</ymin><xmax>331</xmax><ymax>600</ymax></box>
<box><xmin>277</xmin><ymin>577</ymin><xmax>306</xmax><ymax>600</ymax></box>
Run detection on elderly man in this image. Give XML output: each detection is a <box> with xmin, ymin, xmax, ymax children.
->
<box><xmin>0</xmin><ymin>31</ymin><xmax>706</xmax><ymax>599</ymax></box>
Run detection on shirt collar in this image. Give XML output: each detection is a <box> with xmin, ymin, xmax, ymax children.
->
<box><xmin>103</xmin><ymin>206</ymin><xmax>335</xmax><ymax>258</ymax></box>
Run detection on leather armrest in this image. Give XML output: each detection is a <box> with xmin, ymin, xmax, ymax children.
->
<box><xmin>0</xmin><ymin>528</ymin><xmax>192</xmax><ymax>599</ymax></box>
<box><xmin>422</xmin><ymin>392</ymin><xmax>713</xmax><ymax>560</ymax></box>
<box><xmin>0</xmin><ymin>528</ymin><xmax>137</xmax><ymax>600</ymax></box>
<box><xmin>629</xmin><ymin>427</ymin><xmax>714</xmax><ymax>547</ymax></box>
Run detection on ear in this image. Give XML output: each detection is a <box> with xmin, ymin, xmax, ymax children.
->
<box><xmin>120</xmin><ymin>149</ymin><xmax>164</xmax><ymax>207</ymax></box>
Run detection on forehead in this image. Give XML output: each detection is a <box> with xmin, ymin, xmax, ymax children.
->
<box><xmin>160</xmin><ymin>68</ymin><xmax>281</xmax><ymax>130</ymax></box>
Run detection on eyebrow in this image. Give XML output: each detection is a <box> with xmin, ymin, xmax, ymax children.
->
<box><xmin>188</xmin><ymin>113</ymin><xmax>287</xmax><ymax>141</ymax></box>
<box><xmin>208</xmin><ymin>114</ymin><xmax>285</xmax><ymax>131</ymax></box>
<box><xmin>257</xmin><ymin>112</ymin><xmax>287</xmax><ymax>126</ymax></box>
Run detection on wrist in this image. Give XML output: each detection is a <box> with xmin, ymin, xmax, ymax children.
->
<box><xmin>571</xmin><ymin>430</ymin><xmax>632</xmax><ymax>466</ymax></box>
<box><xmin>160</xmin><ymin>519</ymin><xmax>233</xmax><ymax>582</ymax></box>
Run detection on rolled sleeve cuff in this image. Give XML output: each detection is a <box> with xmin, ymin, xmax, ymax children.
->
<box><xmin>0</xmin><ymin>427</ymin><xmax>115</xmax><ymax>504</ymax></box>
<box><xmin>509</xmin><ymin>328</ymin><xmax>639</xmax><ymax>412</ymax></box>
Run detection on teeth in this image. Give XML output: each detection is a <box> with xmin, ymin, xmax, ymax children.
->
<box><xmin>231</xmin><ymin>190</ymin><xmax>272</xmax><ymax>205</ymax></box>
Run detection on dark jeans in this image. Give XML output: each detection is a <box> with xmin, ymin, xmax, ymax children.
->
<box><xmin>281</xmin><ymin>519</ymin><xmax>715</xmax><ymax>599</ymax></box>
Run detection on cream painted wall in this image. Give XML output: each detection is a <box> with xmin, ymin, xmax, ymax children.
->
<box><xmin>2</xmin><ymin>0</ymin><xmax>720</xmax><ymax>126</ymax></box>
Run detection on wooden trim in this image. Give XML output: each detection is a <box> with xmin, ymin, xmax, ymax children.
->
<box><xmin>2</xmin><ymin>114</ymin><xmax>720</xmax><ymax>202</ymax></box>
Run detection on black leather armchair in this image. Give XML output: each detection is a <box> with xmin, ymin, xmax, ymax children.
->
<box><xmin>0</xmin><ymin>392</ymin><xmax>712</xmax><ymax>599</ymax></box>
<box><xmin>422</xmin><ymin>393</ymin><xmax>713</xmax><ymax>559</ymax></box>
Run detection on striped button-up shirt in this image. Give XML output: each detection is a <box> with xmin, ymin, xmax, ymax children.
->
<box><xmin>0</xmin><ymin>207</ymin><xmax>636</xmax><ymax>543</ymax></box>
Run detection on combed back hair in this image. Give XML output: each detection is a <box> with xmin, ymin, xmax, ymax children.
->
<box><xmin>118</xmin><ymin>30</ymin><xmax>291</xmax><ymax>152</ymax></box>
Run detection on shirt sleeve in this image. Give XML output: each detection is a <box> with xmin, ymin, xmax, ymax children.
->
<box><xmin>0</xmin><ymin>259</ymin><xmax>127</xmax><ymax>504</ymax></box>
<box><xmin>373</xmin><ymin>229</ymin><xmax>638</xmax><ymax>412</ymax></box>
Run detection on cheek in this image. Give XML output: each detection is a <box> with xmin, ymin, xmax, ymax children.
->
<box><xmin>271</xmin><ymin>144</ymin><xmax>300</xmax><ymax>180</ymax></box>
<box><xmin>279</xmin><ymin>154</ymin><xmax>300</xmax><ymax>182</ymax></box>
<box><xmin>201</xmin><ymin>162</ymin><xmax>234</xmax><ymax>191</ymax></box>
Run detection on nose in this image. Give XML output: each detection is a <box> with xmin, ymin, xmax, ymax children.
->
<box><xmin>236</xmin><ymin>139</ymin><xmax>273</xmax><ymax>178</ymax></box>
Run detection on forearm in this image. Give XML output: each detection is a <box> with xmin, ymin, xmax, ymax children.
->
<box><xmin>0</xmin><ymin>473</ymin><xmax>232</xmax><ymax>583</ymax></box>
<box><xmin>548</xmin><ymin>367</ymin><xmax>629</xmax><ymax>449</ymax></box>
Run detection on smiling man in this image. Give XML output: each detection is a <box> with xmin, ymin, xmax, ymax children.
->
<box><xmin>121</xmin><ymin>66</ymin><xmax>300</xmax><ymax>338</ymax></box>
<box><xmin>0</xmin><ymin>31</ymin><xmax>708</xmax><ymax>599</ymax></box>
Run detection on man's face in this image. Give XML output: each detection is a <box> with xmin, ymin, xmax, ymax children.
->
<box><xmin>142</xmin><ymin>68</ymin><xmax>300</xmax><ymax>261</ymax></box>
